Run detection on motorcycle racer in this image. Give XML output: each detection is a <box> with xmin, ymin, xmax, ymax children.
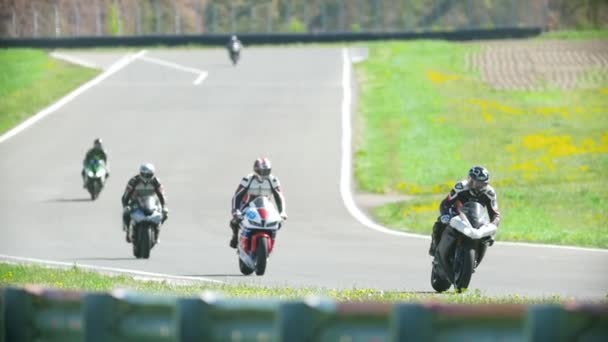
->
<box><xmin>428</xmin><ymin>166</ymin><xmax>501</xmax><ymax>256</ymax></box>
<box><xmin>121</xmin><ymin>163</ymin><xmax>168</xmax><ymax>243</ymax></box>
<box><xmin>229</xmin><ymin>157</ymin><xmax>287</xmax><ymax>248</ymax></box>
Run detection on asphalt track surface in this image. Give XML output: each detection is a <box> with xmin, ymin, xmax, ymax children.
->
<box><xmin>1</xmin><ymin>47</ymin><xmax>607</xmax><ymax>299</ymax></box>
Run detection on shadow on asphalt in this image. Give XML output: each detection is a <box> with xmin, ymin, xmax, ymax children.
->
<box><xmin>47</xmin><ymin>198</ymin><xmax>92</xmax><ymax>202</ymax></box>
<box><xmin>183</xmin><ymin>274</ymin><xmax>246</xmax><ymax>277</ymax></box>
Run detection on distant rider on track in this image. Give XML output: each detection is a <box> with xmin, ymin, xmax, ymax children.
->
<box><xmin>229</xmin><ymin>157</ymin><xmax>287</xmax><ymax>248</ymax></box>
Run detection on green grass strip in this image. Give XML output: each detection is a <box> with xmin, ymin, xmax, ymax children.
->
<box><xmin>0</xmin><ymin>48</ymin><xmax>99</xmax><ymax>135</ymax></box>
<box><xmin>355</xmin><ymin>40</ymin><xmax>608</xmax><ymax>248</ymax></box>
<box><xmin>2</xmin><ymin>263</ymin><xmax>596</xmax><ymax>304</ymax></box>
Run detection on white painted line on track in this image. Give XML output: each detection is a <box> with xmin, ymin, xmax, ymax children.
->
<box><xmin>138</xmin><ymin>55</ymin><xmax>208</xmax><ymax>85</ymax></box>
<box><xmin>0</xmin><ymin>254</ymin><xmax>225</xmax><ymax>284</ymax></box>
<box><xmin>50</xmin><ymin>51</ymin><xmax>101</xmax><ymax>69</ymax></box>
<box><xmin>340</xmin><ymin>48</ymin><xmax>427</xmax><ymax>240</ymax></box>
<box><xmin>193</xmin><ymin>71</ymin><xmax>209</xmax><ymax>85</ymax></box>
<box><xmin>0</xmin><ymin>49</ymin><xmax>147</xmax><ymax>144</ymax></box>
<box><xmin>340</xmin><ymin>48</ymin><xmax>608</xmax><ymax>253</ymax></box>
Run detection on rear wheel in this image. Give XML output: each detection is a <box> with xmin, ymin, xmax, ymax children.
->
<box><xmin>255</xmin><ymin>238</ymin><xmax>268</xmax><ymax>276</ymax></box>
<box><xmin>454</xmin><ymin>247</ymin><xmax>476</xmax><ymax>293</ymax></box>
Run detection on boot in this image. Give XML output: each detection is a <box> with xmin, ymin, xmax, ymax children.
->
<box><xmin>229</xmin><ymin>234</ymin><xmax>238</xmax><ymax>249</ymax></box>
<box><xmin>229</xmin><ymin>218</ymin><xmax>239</xmax><ymax>249</ymax></box>
<box><xmin>428</xmin><ymin>239</ymin><xmax>437</xmax><ymax>256</ymax></box>
<box><xmin>429</xmin><ymin>221</ymin><xmax>445</xmax><ymax>256</ymax></box>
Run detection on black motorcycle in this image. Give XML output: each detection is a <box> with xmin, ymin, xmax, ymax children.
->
<box><xmin>431</xmin><ymin>201</ymin><xmax>497</xmax><ymax>293</ymax></box>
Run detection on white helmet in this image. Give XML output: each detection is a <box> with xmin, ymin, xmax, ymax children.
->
<box><xmin>139</xmin><ymin>163</ymin><xmax>155</xmax><ymax>182</ymax></box>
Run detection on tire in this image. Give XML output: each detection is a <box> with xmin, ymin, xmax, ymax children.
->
<box><xmin>255</xmin><ymin>238</ymin><xmax>268</xmax><ymax>276</ymax></box>
<box><xmin>454</xmin><ymin>246</ymin><xmax>476</xmax><ymax>293</ymax></box>
<box><xmin>239</xmin><ymin>258</ymin><xmax>254</xmax><ymax>275</ymax></box>
<box><xmin>132</xmin><ymin>226</ymin><xmax>140</xmax><ymax>258</ymax></box>
<box><xmin>137</xmin><ymin>225</ymin><xmax>151</xmax><ymax>259</ymax></box>
<box><xmin>431</xmin><ymin>264</ymin><xmax>451</xmax><ymax>293</ymax></box>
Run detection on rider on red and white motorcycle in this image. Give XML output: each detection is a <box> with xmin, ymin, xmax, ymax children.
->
<box><xmin>229</xmin><ymin>157</ymin><xmax>287</xmax><ymax>248</ymax></box>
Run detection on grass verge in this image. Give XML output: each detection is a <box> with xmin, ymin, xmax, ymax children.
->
<box><xmin>1</xmin><ymin>262</ymin><xmax>592</xmax><ymax>304</ymax></box>
<box><xmin>354</xmin><ymin>39</ymin><xmax>608</xmax><ymax>248</ymax></box>
<box><xmin>0</xmin><ymin>48</ymin><xmax>99</xmax><ymax>135</ymax></box>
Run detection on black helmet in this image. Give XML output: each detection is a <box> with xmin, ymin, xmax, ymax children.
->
<box><xmin>93</xmin><ymin>138</ymin><xmax>103</xmax><ymax>149</ymax></box>
<box><xmin>468</xmin><ymin>166</ymin><xmax>490</xmax><ymax>192</ymax></box>
<box><xmin>253</xmin><ymin>157</ymin><xmax>271</xmax><ymax>179</ymax></box>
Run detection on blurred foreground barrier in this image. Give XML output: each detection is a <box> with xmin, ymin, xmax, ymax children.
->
<box><xmin>0</xmin><ymin>28</ymin><xmax>541</xmax><ymax>49</ymax></box>
<box><xmin>2</xmin><ymin>286</ymin><xmax>607</xmax><ymax>341</ymax></box>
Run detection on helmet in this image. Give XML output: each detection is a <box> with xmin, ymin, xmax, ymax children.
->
<box><xmin>468</xmin><ymin>166</ymin><xmax>490</xmax><ymax>192</ymax></box>
<box><xmin>139</xmin><ymin>163</ymin><xmax>155</xmax><ymax>182</ymax></box>
<box><xmin>93</xmin><ymin>138</ymin><xmax>103</xmax><ymax>149</ymax></box>
<box><xmin>231</xmin><ymin>35</ymin><xmax>237</xmax><ymax>41</ymax></box>
<box><xmin>253</xmin><ymin>157</ymin><xmax>272</xmax><ymax>179</ymax></box>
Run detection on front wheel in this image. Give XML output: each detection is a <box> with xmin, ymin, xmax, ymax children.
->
<box><xmin>135</xmin><ymin>225</ymin><xmax>152</xmax><ymax>259</ymax></box>
<box><xmin>431</xmin><ymin>263</ymin><xmax>451</xmax><ymax>293</ymax></box>
<box><xmin>454</xmin><ymin>246</ymin><xmax>476</xmax><ymax>292</ymax></box>
<box><xmin>255</xmin><ymin>238</ymin><xmax>268</xmax><ymax>276</ymax></box>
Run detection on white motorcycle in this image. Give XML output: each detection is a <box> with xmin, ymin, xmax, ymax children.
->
<box><xmin>128</xmin><ymin>195</ymin><xmax>164</xmax><ymax>259</ymax></box>
<box><xmin>431</xmin><ymin>201</ymin><xmax>497</xmax><ymax>293</ymax></box>
<box><xmin>236</xmin><ymin>196</ymin><xmax>282</xmax><ymax>276</ymax></box>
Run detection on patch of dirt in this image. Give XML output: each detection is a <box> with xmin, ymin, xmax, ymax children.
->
<box><xmin>353</xmin><ymin>192</ymin><xmax>414</xmax><ymax>217</ymax></box>
<box><xmin>466</xmin><ymin>39</ymin><xmax>608</xmax><ymax>90</ymax></box>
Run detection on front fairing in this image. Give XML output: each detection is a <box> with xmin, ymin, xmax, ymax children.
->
<box><xmin>85</xmin><ymin>159</ymin><xmax>106</xmax><ymax>179</ymax></box>
<box><xmin>131</xmin><ymin>196</ymin><xmax>162</xmax><ymax>224</ymax></box>
<box><xmin>240</xmin><ymin>197</ymin><xmax>281</xmax><ymax>231</ymax></box>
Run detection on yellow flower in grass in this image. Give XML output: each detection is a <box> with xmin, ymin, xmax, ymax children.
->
<box><xmin>426</xmin><ymin>70</ymin><xmax>460</xmax><ymax>84</ymax></box>
<box><xmin>481</xmin><ymin>111</ymin><xmax>493</xmax><ymax>123</ymax></box>
<box><xmin>396</xmin><ymin>182</ymin><xmax>423</xmax><ymax>194</ymax></box>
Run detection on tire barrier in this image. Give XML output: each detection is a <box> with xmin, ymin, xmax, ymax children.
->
<box><xmin>0</xmin><ymin>28</ymin><xmax>542</xmax><ymax>49</ymax></box>
<box><xmin>2</xmin><ymin>285</ymin><xmax>607</xmax><ymax>342</ymax></box>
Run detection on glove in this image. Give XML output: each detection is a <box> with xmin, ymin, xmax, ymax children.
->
<box><xmin>123</xmin><ymin>205</ymin><xmax>131</xmax><ymax>214</ymax></box>
<box><xmin>232</xmin><ymin>210</ymin><xmax>243</xmax><ymax>220</ymax></box>
<box><xmin>439</xmin><ymin>214</ymin><xmax>451</xmax><ymax>224</ymax></box>
<box><xmin>280</xmin><ymin>213</ymin><xmax>288</xmax><ymax>221</ymax></box>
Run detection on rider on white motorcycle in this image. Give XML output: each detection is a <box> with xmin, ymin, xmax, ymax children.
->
<box><xmin>428</xmin><ymin>166</ymin><xmax>501</xmax><ymax>256</ymax></box>
<box><xmin>121</xmin><ymin>163</ymin><xmax>169</xmax><ymax>243</ymax></box>
<box><xmin>229</xmin><ymin>157</ymin><xmax>287</xmax><ymax>248</ymax></box>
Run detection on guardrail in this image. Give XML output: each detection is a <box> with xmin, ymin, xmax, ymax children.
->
<box><xmin>0</xmin><ymin>27</ymin><xmax>542</xmax><ymax>48</ymax></box>
<box><xmin>2</xmin><ymin>285</ymin><xmax>607</xmax><ymax>342</ymax></box>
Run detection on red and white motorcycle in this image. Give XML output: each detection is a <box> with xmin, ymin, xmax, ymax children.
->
<box><xmin>236</xmin><ymin>196</ymin><xmax>282</xmax><ymax>276</ymax></box>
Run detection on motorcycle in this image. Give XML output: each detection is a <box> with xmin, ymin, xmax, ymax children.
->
<box><xmin>128</xmin><ymin>195</ymin><xmax>164</xmax><ymax>259</ymax></box>
<box><xmin>228</xmin><ymin>41</ymin><xmax>241</xmax><ymax>65</ymax></box>
<box><xmin>83</xmin><ymin>159</ymin><xmax>107</xmax><ymax>200</ymax></box>
<box><xmin>431</xmin><ymin>201</ymin><xmax>497</xmax><ymax>293</ymax></box>
<box><xmin>236</xmin><ymin>196</ymin><xmax>282</xmax><ymax>276</ymax></box>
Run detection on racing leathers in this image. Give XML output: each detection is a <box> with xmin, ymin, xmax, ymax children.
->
<box><xmin>429</xmin><ymin>180</ymin><xmax>501</xmax><ymax>257</ymax></box>
<box><xmin>229</xmin><ymin>173</ymin><xmax>286</xmax><ymax>248</ymax></box>
<box><xmin>121</xmin><ymin>175</ymin><xmax>168</xmax><ymax>242</ymax></box>
<box><xmin>82</xmin><ymin>147</ymin><xmax>108</xmax><ymax>185</ymax></box>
